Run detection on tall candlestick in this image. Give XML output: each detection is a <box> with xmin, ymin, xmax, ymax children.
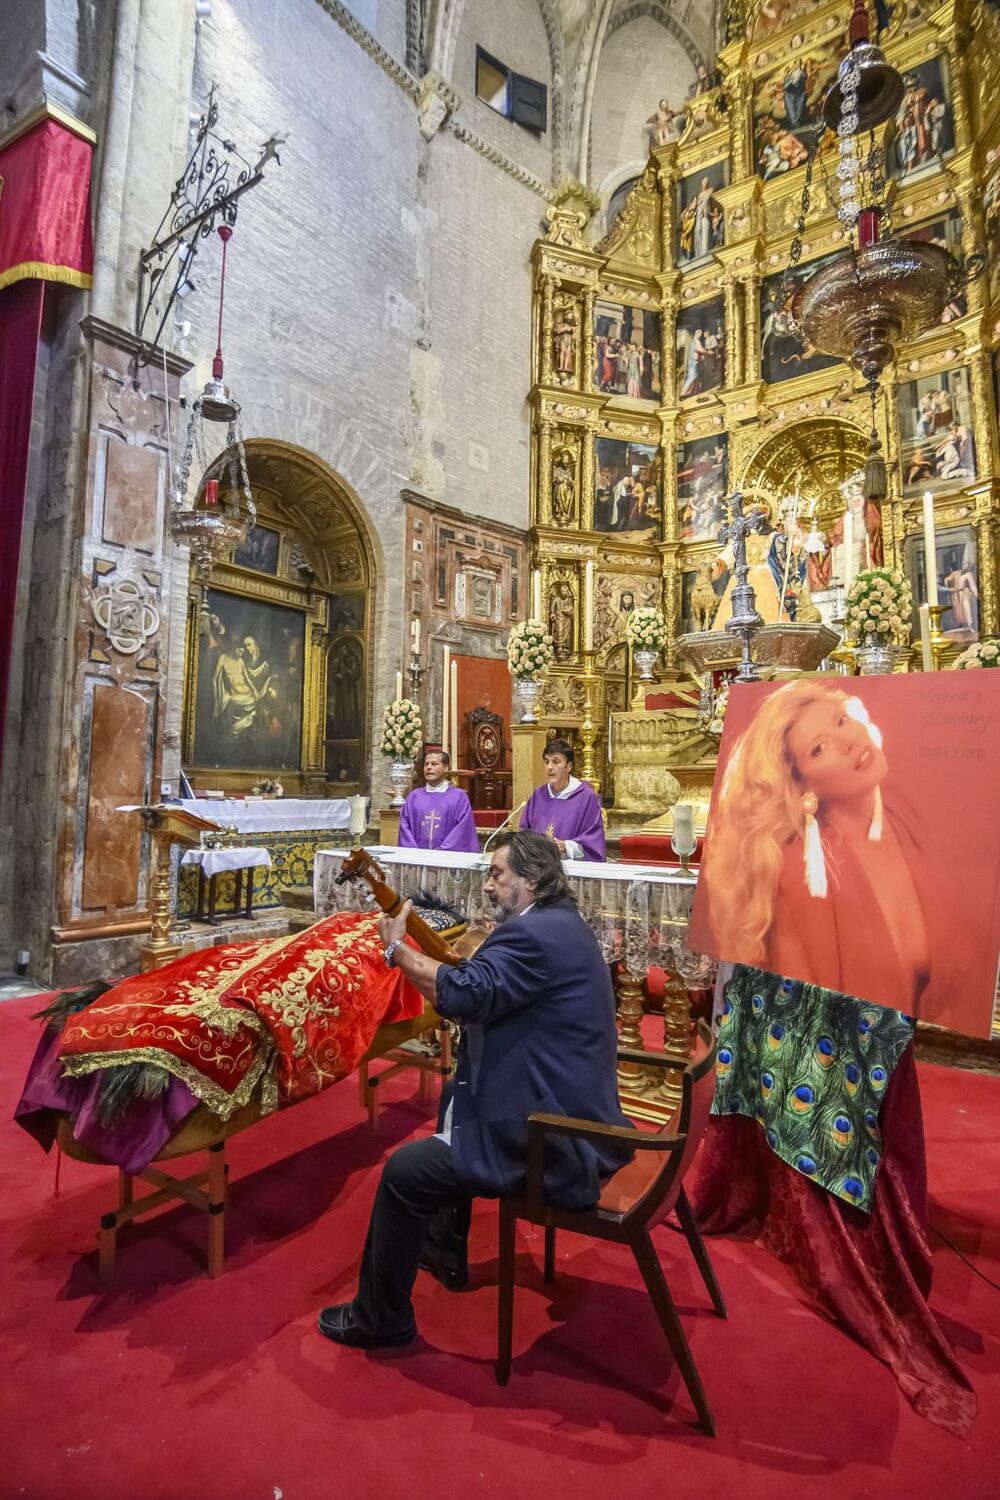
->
<box><xmin>918</xmin><ymin>603</ymin><xmax>934</xmax><ymax>672</ymax></box>
<box><xmin>395</xmin><ymin>670</ymin><xmax>403</xmax><ymax>701</ymax></box>
<box><xmin>842</xmin><ymin>509</ymin><xmax>855</xmax><ymax>594</ymax></box>
<box><xmin>450</xmin><ymin>659</ymin><xmax>458</xmax><ymax>768</ymax></box>
<box><xmin>922</xmin><ymin>491</ymin><xmax>938</xmax><ymax>606</ymax></box>
<box><xmin>583</xmin><ymin>560</ymin><xmax>594</xmax><ymax>652</ymax></box>
<box><xmin>442</xmin><ymin>646</ymin><xmax>451</xmax><ymax>756</ymax></box>
<box><xmin>531</xmin><ymin>569</ymin><xmax>542</xmax><ymax>621</ymax></box>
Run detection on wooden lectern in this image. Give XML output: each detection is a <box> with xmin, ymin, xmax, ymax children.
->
<box><xmin>137</xmin><ymin>805</ymin><xmax>221</xmax><ymax>972</ymax></box>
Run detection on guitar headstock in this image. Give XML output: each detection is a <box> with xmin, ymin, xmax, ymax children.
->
<box><xmin>335</xmin><ymin>847</ymin><xmax>388</xmax><ymax>886</ymax></box>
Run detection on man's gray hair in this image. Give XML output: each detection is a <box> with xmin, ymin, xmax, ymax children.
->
<box><xmin>491</xmin><ymin>830</ymin><xmax>572</xmax><ymax>907</ymax></box>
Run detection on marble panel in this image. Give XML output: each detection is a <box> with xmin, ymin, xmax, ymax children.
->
<box><xmin>81</xmin><ymin>684</ymin><xmax>149</xmax><ymax>911</ymax></box>
<box><xmin>102</xmin><ymin>438</ymin><xmax>161</xmax><ymax>552</ymax></box>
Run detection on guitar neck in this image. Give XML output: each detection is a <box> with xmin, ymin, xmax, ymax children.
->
<box><xmin>360</xmin><ymin>870</ymin><xmax>462</xmax><ymax>965</ymax></box>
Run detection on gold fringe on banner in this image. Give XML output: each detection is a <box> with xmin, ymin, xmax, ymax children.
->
<box><xmin>0</xmin><ymin>261</ymin><xmax>93</xmax><ymax>293</ymax></box>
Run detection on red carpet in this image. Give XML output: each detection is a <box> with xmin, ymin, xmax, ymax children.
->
<box><xmin>2</xmin><ymin>992</ymin><xmax>999</xmax><ymax>1500</ymax></box>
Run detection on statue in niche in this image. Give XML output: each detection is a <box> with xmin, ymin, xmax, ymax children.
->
<box><xmin>551</xmin><ymin>447</ymin><xmax>577</xmax><ymax>527</ymax></box>
<box><xmin>690</xmin><ymin>561</ymin><xmax>721</xmax><ymax>632</ymax></box>
<box><xmin>548</xmin><ymin>579</ymin><xmax>575</xmax><ymax>660</ymax></box>
<box><xmin>552</xmin><ymin>298</ymin><xmax>578</xmax><ymax>386</ymax></box>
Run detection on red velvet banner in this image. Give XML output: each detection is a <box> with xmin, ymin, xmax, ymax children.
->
<box><xmin>0</xmin><ymin>115</ymin><xmax>94</xmax><ymax>292</ymax></box>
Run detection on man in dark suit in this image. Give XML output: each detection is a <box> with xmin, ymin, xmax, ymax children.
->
<box><xmin>317</xmin><ymin>830</ymin><xmax>633</xmax><ymax>1349</ymax></box>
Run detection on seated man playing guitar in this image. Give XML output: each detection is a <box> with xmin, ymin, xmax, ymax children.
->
<box><xmin>318</xmin><ymin>830</ymin><xmax>633</xmax><ymax>1350</ymax></box>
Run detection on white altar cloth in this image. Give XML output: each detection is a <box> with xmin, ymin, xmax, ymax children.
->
<box><xmin>175</xmin><ymin>798</ymin><xmax>351</xmax><ymax>834</ymax></box>
<box><xmin>181</xmin><ymin>847</ymin><xmax>274</xmax><ymax>879</ymax></box>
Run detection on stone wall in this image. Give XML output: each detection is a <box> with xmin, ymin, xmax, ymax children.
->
<box><xmin>588</xmin><ymin>15</ymin><xmax>695</xmax><ymax>195</ymax></box>
<box><xmin>448</xmin><ymin>0</ymin><xmax>555</xmax><ymax>184</ymax></box>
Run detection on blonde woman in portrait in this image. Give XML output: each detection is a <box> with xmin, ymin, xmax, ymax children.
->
<box><xmin>703</xmin><ymin>678</ymin><xmax>943</xmax><ymax>1013</ymax></box>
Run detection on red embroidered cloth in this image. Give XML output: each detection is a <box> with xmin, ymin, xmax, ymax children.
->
<box><xmin>58</xmin><ymin>913</ymin><xmax>424</xmax><ymax>1117</ymax></box>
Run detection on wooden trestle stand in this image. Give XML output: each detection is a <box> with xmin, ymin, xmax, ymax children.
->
<box><xmin>136</xmin><ymin>804</ymin><xmax>221</xmax><ymax>972</ymax></box>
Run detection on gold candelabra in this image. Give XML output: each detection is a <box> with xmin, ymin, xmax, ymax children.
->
<box><xmin>577</xmin><ymin>649</ymin><xmax>604</xmax><ymax>794</ymax></box>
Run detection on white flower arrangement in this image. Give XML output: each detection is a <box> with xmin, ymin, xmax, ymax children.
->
<box><xmin>626</xmin><ymin>606</ymin><xmax>668</xmax><ymax>651</ymax></box>
<box><xmin>379</xmin><ymin>697</ymin><xmax>423</xmax><ymax>760</ymax></box>
<box><xmin>952</xmin><ymin>638</ymin><xmax>1000</xmax><ymax>670</ymax></box>
<box><xmin>507</xmin><ymin>619</ymin><xmax>555</xmax><ymax>680</ymax></box>
<box><xmin>846</xmin><ymin>568</ymin><xmax>912</xmax><ymax>645</ymax></box>
<box><xmin>250</xmin><ymin>777</ymin><xmax>283</xmax><ymax>796</ymax></box>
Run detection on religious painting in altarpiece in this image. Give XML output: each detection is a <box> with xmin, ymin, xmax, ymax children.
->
<box><xmin>191</xmin><ymin>588</ymin><xmax>305</xmax><ymax>773</ymax></box>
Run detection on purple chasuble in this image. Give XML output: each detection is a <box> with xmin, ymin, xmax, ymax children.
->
<box><xmin>521</xmin><ymin>781</ymin><xmax>606</xmax><ymax>862</ymax></box>
<box><xmin>398</xmin><ymin>783</ymin><xmax>480</xmax><ymax>852</ymax></box>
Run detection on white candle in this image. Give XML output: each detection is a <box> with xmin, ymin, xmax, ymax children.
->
<box><xmin>583</xmin><ymin>561</ymin><xmax>594</xmax><ymax>652</ymax></box>
<box><xmin>442</xmin><ymin>646</ymin><xmax>451</xmax><ymax>755</ymax></box>
<box><xmin>395</xmin><ymin>670</ymin><xmax>403</xmax><ymax>701</ymax></box>
<box><xmin>922</xmin><ymin>491</ymin><xmax>938</xmax><ymax>606</ymax></box>
<box><xmin>842</xmin><ymin>509</ymin><xmax>855</xmax><ymax>593</ymax></box>
<box><xmin>607</xmin><ymin>713</ymin><xmax>613</xmax><ymax>765</ymax></box>
<box><xmin>531</xmin><ymin>569</ymin><xmax>542</xmax><ymax>621</ymax></box>
<box><xmin>918</xmin><ymin>603</ymin><xmax>934</xmax><ymax>672</ymax></box>
<box><xmin>450</xmin><ymin>660</ymin><xmax>458</xmax><ymax>767</ymax></box>
<box><xmin>411</xmin><ymin>618</ymin><xmax>421</xmax><ymax>655</ymax></box>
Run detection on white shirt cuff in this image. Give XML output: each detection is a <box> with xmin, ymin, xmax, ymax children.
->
<box><xmin>563</xmin><ymin>839</ymin><xmax>584</xmax><ymax>860</ymax></box>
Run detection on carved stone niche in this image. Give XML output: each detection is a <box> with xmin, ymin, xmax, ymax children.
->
<box><xmin>453</xmin><ymin>549</ymin><xmax>505</xmax><ymax>625</ymax></box>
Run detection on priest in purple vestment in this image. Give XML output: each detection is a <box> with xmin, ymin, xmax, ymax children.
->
<box><xmin>398</xmin><ymin>749</ymin><xmax>480</xmax><ymax>853</ymax></box>
<box><xmin>520</xmin><ymin>737</ymin><xmax>606</xmax><ymax>862</ymax></box>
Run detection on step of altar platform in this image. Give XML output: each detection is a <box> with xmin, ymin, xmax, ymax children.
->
<box><xmin>174</xmin><ymin>909</ymin><xmax>295</xmax><ymax>953</ymax></box>
<box><xmin>281</xmin><ymin>884</ymin><xmax>316</xmax><ymax>912</ymax></box>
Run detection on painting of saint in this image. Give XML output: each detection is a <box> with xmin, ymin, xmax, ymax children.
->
<box><xmin>328</xmin><ymin>592</ymin><xmax>366</xmax><ymax>631</ymax></box>
<box><xmin>677</xmin><ymin>161</ymin><xmax>726</xmax><ymax>266</ymax></box>
<box><xmin>889</xmin><ymin>57</ymin><xmax>953</xmax><ymax>178</ymax></box>
<box><xmin>593</xmin><ymin>301</ymin><xmax>662</xmax><ymax>399</ymax></box>
<box><xmin>753</xmin><ymin>40</ymin><xmax>844</xmax><ymax>179</ymax></box>
<box><xmin>897</xmin><ymin>368</ymin><xmax>976</xmax><ymax>496</ymax></box>
<box><xmin>676</xmin><ymin>435</ymin><xmax>728</xmax><ymax>541</ymax></box>
<box><xmin>681</xmin><ymin>563</ymin><xmax>727</xmax><ymax>633</ymax></box>
<box><xmin>751</xmin><ymin>0</ymin><xmax>825</xmax><ymax>35</ymax></box>
<box><xmin>192</xmin><ymin>589</ymin><xmax>304</xmax><ymax>771</ymax></box>
<box><xmin>594</xmin><ymin>438</ymin><xmax>661</xmax><ymax>534</ymax></box>
<box><xmin>676</xmin><ymin>299</ymin><xmax>725</xmax><ymax>398</ymax></box>
<box><xmin>904</xmin><ymin>524</ymin><xmax>979</xmax><ymax>641</ymax></box>
<box><xmin>326</xmin><ymin>636</ymin><xmax>364</xmax><ymax>741</ymax></box>
<box><xmin>908</xmin><ymin>213</ymin><xmax>966</xmax><ymax>323</ymax></box>
<box><xmin>233</xmin><ymin>524</ymin><xmax>281</xmax><ymax>575</ymax></box>
<box><xmin>760</xmin><ymin>253</ymin><xmax>842</xmax><ymax>385</ymax></box>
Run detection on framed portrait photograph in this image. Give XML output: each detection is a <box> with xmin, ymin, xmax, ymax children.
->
<box><xmin>676</xmin><ymin>298</ymin><xmax>725</xmax><ymax>399</ymax></box>
<box><xmin>593</xmin><ymin>300</ymin><xmax>662</xmax><ymax>399</ymax></box>
<box><xmin>593</xmin><ymin>437</ymin><xmax>661</xmax><ymax>533</ymax></box>
<box><xmin>889</xmin><ymin>56</ymin><xmax>954</xmax><ymax>179</ymax></box>
<box><xmin>676</xmin><ymin>433</ymin><xmax>728</xmax><ymax>541</ymax></box>
<box><xmin>689</xmin><ymin>673</ymin><xmax>1000</xmax><ymax>1037</ymax></box>
<box><xmin>760</xmin><ymin>253</ymin><xmax>842</xmax><ymax>385</ymax></box>
<box><xmin>897</xmin><ymin>366</ymin><xmax>976</xmax><ymax>495</ymax></box>
<box><xmin>904</xmin><ymin>522</ymin><xmax>980</xmax><ymax>640</ymax></box>
<box><xmin>676</xmin><ymin>161</ymin><xmax>726</xmax><ymax>267</ymax></box>
<box><xmin>192</xmin><ymin>589</ymin><xmax>304</xmax><ymax>772</ymax></box>
<box><xmin>233</xmin><ymin>524</ymin><xmax>281</xmax><ymax>576</ymax></box>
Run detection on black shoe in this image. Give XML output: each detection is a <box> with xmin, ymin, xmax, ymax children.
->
<box><xmin>418</xmin><ymin>1253</ymin><xmax>469</xmax><ymax>1292</ymax></box>
<box><xmin>317</xmin><ymin>1302</ymin><xmax>416</xmax><ymax>1349</ymax></box>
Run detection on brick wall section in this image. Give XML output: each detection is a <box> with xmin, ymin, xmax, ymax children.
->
<box><xmin>589</xmin><ymin>16</ymin><xmax>695</xmax><ymax>194</ymax></box>
<box><xmin>449</xmin><ymin>0</ymin><xmax>554</xmax><ymax>184</ymax></box>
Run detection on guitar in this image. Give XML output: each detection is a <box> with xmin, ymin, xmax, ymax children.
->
<box><xmin>335</xmin><ymin>848</ymin><xmax>488</xmax><ymax>963</ymax></box>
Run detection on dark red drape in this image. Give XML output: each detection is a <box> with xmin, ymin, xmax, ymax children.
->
<box><xmin>0</xmin><ymin>280</ymin><xmax>45</xmax><ymax>770</ymax></box>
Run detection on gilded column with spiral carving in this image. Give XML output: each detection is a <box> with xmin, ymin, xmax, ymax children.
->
<box><xmin>539</xmin><ymin>274</ymin><xmax>556</xmax><ymax>386</ymax></box>
<box><xmin>582</xmin><ymin>285</ymin><xmax>596</xmax><ymax>395</ymax></box>
<box><xmin>660</xmin><ymin>291</ymin><xmax>679</xmax><ymax>405</ymax></box>
<box><xmin>581</xmin><ymin>427</ymin><xmax>596</xmax><ymax>531</ymax></box>
<box><xmin>537</xmin><ymin>416</ymin><xmax>553</xmax><ymax>528</ymax></box>
<box><xmin>657</xmin><ymin>158</ymin><xmax>676</xmax><ymax>270</ymax></box>
<box><xmin>742</xmin><ymin>270</ymin><xmax>761</xmax><ymax>383</ymax></box>
<box><xmin>940</xmin><ymin>19</ymin><xmax>972</xmax><ymax>149</ymax></box>
<box><xmin>977</xmin><ymin>509</ymin><xmax>998</xmax><ymax>637</ymax></box>
<box><xmin>723</xmin><ymin>275</ymin><xmax>741</xmax><ymax>388</ymax></box>
<box><xmin>663</xmin><ymin>549</ymin><xmax>679</xmax><ymax>668</ymax></box>
<box><xmin>968</xmin><ymin>347</ymin><xmax>1000</xmax><ymax>478</ymax></box>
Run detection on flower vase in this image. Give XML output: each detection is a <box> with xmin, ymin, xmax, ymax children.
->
<box><xmin>856</xmin><ymin>637</ymin><xmax>895</xmax><ymax>675</ymax></box>
<box><xmin>634</xmin><ymin>647</ymin><xmax>659</xmax><ymax>681</ymax></box>
<box><xmin>513</xmin><ymin>676</ymin><xmax>543</xmax><ymax>724</ymax></box>
<box><xmin>387</xmin><ymin>758</ymin><xmax>413</xmax><ymax>808</ymax></box>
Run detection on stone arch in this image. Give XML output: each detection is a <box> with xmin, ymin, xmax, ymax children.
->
<box><xmin>187</xmin><ymin>439</ymin><xmax>383</xmax><ymax>791</ymax></box>
<box><xmin>575</xmin><ymin>1</ymin><xmax>706</xmax><ymax>183</ymax></box>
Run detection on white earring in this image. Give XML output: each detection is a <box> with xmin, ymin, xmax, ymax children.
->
<box><xmin>801</xmin><ymin>791</ymin><xmax>828</xmax><ymax>899</ymax></box>
<box><xmin>868</xmin><ymin>785</ymin><xmax>883</xmax><ymax>842</ymax></box>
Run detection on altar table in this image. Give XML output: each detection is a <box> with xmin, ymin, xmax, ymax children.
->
<box><xmin>177</xmin><ymin>797</ymin><xmax>351</xmax><ymax>833</ymax></box>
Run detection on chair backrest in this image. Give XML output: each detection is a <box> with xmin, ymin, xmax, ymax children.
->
<box><xmin>628</xmin><ymin>1020</ymin><xmax>718</xmax><ymax>1231</ymax></box>
<box><xmin>466</xmin><ymin>707</ymin><xmax>508</xmax><ymax>771</ymax></box>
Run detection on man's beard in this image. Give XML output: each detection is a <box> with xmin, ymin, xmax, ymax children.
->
<box><xmin>487</xmin><ymin>892</ymin><xmax>519</xmax><ymax>923</ymax></box>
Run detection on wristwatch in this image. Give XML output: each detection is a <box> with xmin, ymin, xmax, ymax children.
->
<box><xmin>383</xmin><ymin>940</ymin><xmax>401</xmax><ymax>969</ymax></box>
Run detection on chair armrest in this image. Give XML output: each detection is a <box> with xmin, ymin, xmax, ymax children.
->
<box><xmin>616</xmin><ymin>1045</ymin><xmax>688</xmax><ymax>1073</ymax></box>
<box><xmin>525</xmin><ymin>1110</ymin><xmax>686</xmax><ymax>1207</ymax></box>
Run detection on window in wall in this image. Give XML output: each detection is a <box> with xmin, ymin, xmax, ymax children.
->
<box><xmin>475</xmin><ymin>46</ymin><xmax>548</xmax><ymax>134</ymax></box>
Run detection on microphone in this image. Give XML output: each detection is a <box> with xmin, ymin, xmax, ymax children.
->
<box><xmin>482</xmin><ymin>800</ymin><xmax>527</xmax><ymax>853</ymax></box>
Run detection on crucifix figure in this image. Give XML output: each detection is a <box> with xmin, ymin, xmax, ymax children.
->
<box><xmin>718</xmin><ymin>491</ymin><xmax>767</xmax><ymax>682</ymax></box>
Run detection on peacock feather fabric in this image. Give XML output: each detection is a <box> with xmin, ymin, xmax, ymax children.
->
<box><xmin>713</xmin><ymin>965</ymin><xmax>915</xmax><ymax>1211</ymax></box>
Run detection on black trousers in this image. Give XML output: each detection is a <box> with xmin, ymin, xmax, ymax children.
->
<box><xmin>352</xmin><ymin>1135</ymin><xmax>473</xmax><ymax>1335</ymax></box>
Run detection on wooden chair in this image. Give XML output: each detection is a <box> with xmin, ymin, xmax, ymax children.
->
<box><xmin>464</xmin><ymin>706</ymin><xmax>512</xmax><ymax>811</ymax></box>
<box><xmin>495</xmin><ymin>1021</ymin><xmax>724</xmax><ymax>1435</ymax></box>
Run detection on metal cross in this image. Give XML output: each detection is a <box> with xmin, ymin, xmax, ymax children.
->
<box><xmin>718</xmin><ymin>491</ymin><xmax>766</xmax><ymax>683</ymax></box>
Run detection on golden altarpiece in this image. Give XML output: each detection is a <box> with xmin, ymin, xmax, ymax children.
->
<box><xmin>528</xmin><ymin>0</ymin><xmax>1000</xmax><ymax>824</ymax></box>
